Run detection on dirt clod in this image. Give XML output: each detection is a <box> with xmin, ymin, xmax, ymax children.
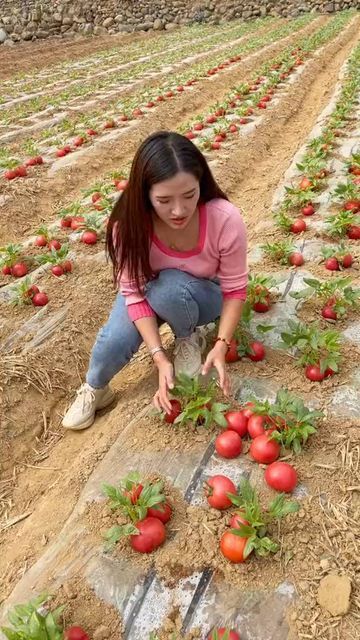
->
<box><xmin>317</xmin><ymin>574</ymin><xmax>352</xmax><ymax>616</ymax></box>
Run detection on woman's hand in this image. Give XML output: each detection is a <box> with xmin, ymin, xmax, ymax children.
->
<box><xmin>202</xmin><ymin>341</ymin><xmax>230</xmax><ymax>396</ymax></box>
<box><xmin>152</xmin><ymin>352</ymin><xmax>175</xmax><ymax>414</ymax></box>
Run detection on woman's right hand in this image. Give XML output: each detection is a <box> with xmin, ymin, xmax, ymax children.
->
<box><xmin>152</xmin><ymin>353</ymin><xmax>175</xmax><ymax>414</ymax></box>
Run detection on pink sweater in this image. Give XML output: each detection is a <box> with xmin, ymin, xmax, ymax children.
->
<box><xmin>120</xmin><ymin>198</ymin><xmax>248</xmax><ymax>321</ymax></box>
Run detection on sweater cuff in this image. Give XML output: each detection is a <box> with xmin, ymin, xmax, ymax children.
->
<box><xmin>222</xmin><ymin>288</ymin><xmax>247</xmax><ymax>301</ymax></box>
<box><xmin>127</xmin><ymin>300</ymin><xmax>156</xmax><ymax>321</ymax></box>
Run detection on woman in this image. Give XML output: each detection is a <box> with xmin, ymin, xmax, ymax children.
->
<box><xmin>62</xmin><ymin>131</ymin><xmax>248</xmax><ymax>430</ymax></box>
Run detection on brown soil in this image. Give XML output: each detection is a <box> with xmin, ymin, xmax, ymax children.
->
<box><xmin>0</xmin><ymin>15</ymin><xmax>327</xmax><ymax>245</ymax></box>
<box><xmin>1</xmin><ymin>15</ymin><xmax>360</xmax><ymax>639</ymax></box>
<box><xmin>0</xmin><ymin>31</ymin><xmax>157</xmax><ymax>82</ymax></box>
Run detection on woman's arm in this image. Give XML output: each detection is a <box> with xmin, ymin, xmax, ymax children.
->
<box><xmin>202</xmin><ymin>298</ymin><xmax>244</xmax><ymax>395</ymax></box>
<box><xmin>134</xmin><ymin>316</ymin><xmax>174</xmax><ymax>413</ymax></box>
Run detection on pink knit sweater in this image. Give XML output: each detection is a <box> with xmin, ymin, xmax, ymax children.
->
<box><xmin>119</xmin><ymin>198</ymin><xmax>248</xmax><ymax>321</ymax></box>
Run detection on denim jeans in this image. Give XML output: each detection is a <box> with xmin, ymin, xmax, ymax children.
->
<box><xmin>86</xmin><ymin>269</ymin><xmax>222</xmax><ymax>388</ymax></box>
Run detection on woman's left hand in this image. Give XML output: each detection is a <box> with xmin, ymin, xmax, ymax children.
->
<box><xmin>202</xmin><ymin>341</ymin><xmax>230</xmax><ymax>396</ymax></box>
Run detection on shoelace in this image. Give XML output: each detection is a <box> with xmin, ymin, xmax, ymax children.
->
<box><xmin>76</xmin><ymin>383</ymin><xmax>95</xmax><ymax>409</ymax></box>
<box><xmin>174</xmin><ymin>335</ymin><xmax>200</xmax><ymax>363</ymax></box>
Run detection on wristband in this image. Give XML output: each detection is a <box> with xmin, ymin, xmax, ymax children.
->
<box><xmin>150</xmin><ymin>346</ymin><xmax>165</xmax><ymax>359</ymax></box>
<box><xmin>215</xmin><ymin>337</ymin><xmax>231</xmax><ymax>350</ymax></box>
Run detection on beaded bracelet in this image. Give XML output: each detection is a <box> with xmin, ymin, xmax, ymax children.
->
<box><xmin>215</xmin><ymin>337</ymin><xmax>231</xmax><ymax>350</ymax></box>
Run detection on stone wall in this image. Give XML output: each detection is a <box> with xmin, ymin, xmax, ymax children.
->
<box><xmin>0</xmin><ymin>0</ymin><xmax>358</xmax><ymax>45</ymax></box>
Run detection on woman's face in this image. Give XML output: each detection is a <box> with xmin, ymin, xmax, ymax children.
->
<box><xmin>149</xmin><ymin>171</ymin><xmax>200</xmax><ymax>230</ymax></box>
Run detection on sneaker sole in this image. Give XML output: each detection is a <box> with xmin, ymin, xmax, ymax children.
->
<box><xmin>62</xmin><ymin>390</ymin><xmax>115</xmax><ymax>431</ymax></box>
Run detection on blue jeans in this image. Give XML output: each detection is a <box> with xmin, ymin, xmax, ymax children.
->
<box><xmin>86</xmin><ymin>269</ymin><xmax>222</xmax><ymax>388</ymax></box>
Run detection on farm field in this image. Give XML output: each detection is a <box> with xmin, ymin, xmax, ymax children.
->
<box><xmin>0</xmin><ymin>11</ymin><xmax>360</xmax><ymax>640</ymax></box>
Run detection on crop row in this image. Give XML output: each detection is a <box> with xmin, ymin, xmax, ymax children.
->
<box><xmin>0</xmin><ymin>19</ymin><xmax>271</xmax><ymax>108</ymax></box>
<box><xmin>0</xmin><ymin>14</ymin><xmax>321</xmax><ymax>179</ymax></box>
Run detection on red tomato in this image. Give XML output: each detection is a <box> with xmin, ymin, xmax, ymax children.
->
<box><xmin>220</xmin><ymin>530</ymin><xmax>250</xmax><ymax>563</ymax></box>
<box><xmin>147</xmin><ymin>502</ymin><xmax>172</xmax><ymax>523</ymax></box>
<box><xmin>324</xmin><ymin>257</ymin><xmax>340</xmax><ymax>271</ymax></box>
<box><xmin>82</xmin><ymin>231</ymin><xmax>98</xmax><ymax>245</ymax></box>
<box><xmin>205</xmin><ymin>475</ymin><xmax>236</xmax><ymax>510</ymax></box>
<box><xmin>253</xmin><ymin>295</ymin><xmax>270</xmax><ymax>313</ymax></box>
<box><xmin>215</xmin><ymin>431</ymin><xmax>242</xmax><ymax>459</ymax></box>
<box><xmin>48</xmin><ymin>239</ymin><xmax>61</xmax><ymax>250</ymax></box>
<box><xmin>249</xmin><ymin>434</ymin><xmax>280</xmax><ymax>464</ymax></box>
<box><xmin>64</xmin><ymin>627</ymin><xmax>90</xmax><ymax>640</ymax></box>
<box><xmin>265</xmin><ymin>461</ymin><xmax>297</xmax><ymax>492</ymax></box>
<box><xmin>229</xmin><ymin>511</ymin><xmax>249</xmax><ymax>528</ymax></box>
<box><xmin>247</xmin><ymin>341</ymin><xmax>265</xmax><ymax>362</ymax></box>
<box><xmin>32</xmin><ymin>292</ymin><xmax>49</xmax><ymax>307</ymax></box>
<box><xmin>225</xmin><ymin>339</ymin><xmax>240</xmax><ymax>363</ymax></box>
<box><xmin>290</xmin><ymin>219</ymin><xmax>307</xmax><ymax>234</ymax></box>
<box><xmin>305</xmin><ymin>365</ymin><xmax>325</xmax><ymax>382</ymax></box>
<box><xmin>208</xmin><ymin>628</ymin><xmax>240</xmax><ymax>640</ymax></box>
<box><xmin>242</xmin><ymin>402</ymin><xmax>255</xmax><ymax>420</ymax></box>
<box><xmin>342</xmin><ymin>254</ymin><xmax>353</xmax><ymax>268</ymax></box>
<box><xmin>247</xmin><ymin>414</ymin><xmax>266</xmax><ymax>439</ymax></box>
<box><xmin>11</xmin><ymin>263</ymin><xmax>28</xmax><ymax>278</ymax></box>
<box><xmin>130</xmin><ymin>517</ymin><xmax>166</xmax><ymax>553</ymax></box>
<box><xmin>164</xmin><ymin>399</ymin><xmax>182</xmax><ymax>424</ymax></box>
<box><xmin>225</xmin><ymin>410</ymin><xmax>248</xmax><ymax>437</ymax></box>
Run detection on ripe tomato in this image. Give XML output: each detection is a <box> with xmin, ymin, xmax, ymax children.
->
<box><xmin>64</xmin><ymin>626</ymin><xmax>90</xmax><ymax>640</ymax></box>
<box><xmin>11</xmin><ymin>263</ymin><xmax>28</xmax><ymax>278</ymax></box>
<box><xmin>208</xmin><ymin>628</ymin><xmax>240</xmax><ymax>640</ymax></box>
<box><xmin>225</xmin><ymin>339</ymin><xmax>240</xmax><ymax>363</ymax></box>
<box><xmin>305</xmin><ymin>365</ymin><xmax>325</xmax><ymax>382</ymax></box>
<box><xmin>247</xmin><ymin>341</ymin><xmax>265</xmax><ymax>362</ymax></box>
<box><xmin>147</xmin><ymin>502</ymin><xmax>172</xmax><ymax>523</ymax></box>
<box><xmin>130</xmin><ymin>517</ymin><xmax>166</xmax><ymax>553</ymax></box>
<box><xmin>164</xmin><ymin>399</ymin><xmax>182</xmax><ymax>424</ymax></box>
<box><xmin>302</xmin><ymin>204</ymin><xmax>315</xmax><ymax>216</ymax></box>
<box><xmin>205</xmin><ymin>475</ymin><xmax>236</xmax><ymax>510</ymax></box>
<box><xmin>342</xmin><ymin>254</ymin><xmax>353</xmax><ymax>268</ymax></box>
<box><xmin>321</xmin><ymin>306</ymin><xmax>337</xmax><ymax>320</ymax></box>
<box><xmin>220</xmin><ymin>530</ymin><xmax>250</xmax><ymax>563</ymax></box>
<box><xmin>265</xmin><ymin>461</ymin><xmax>297</xmax><ymax>492</ymax></box>
<box><xmin>347</xmin><ymin>225</ymin><xmax>360</xmax><ymax>240</ymax></box>
<box><xmin>289</xmin><ymin>252</ymin><xmax>304</xmax><ymax>267</ymax></box>
<box><xmin>225</xmin><ymin>410</ymin><xmax>248</xmax><ymax>437</ymax></box>
<box><xmin>247</xmin><ymin>414</ymin><xmax>266</xmax><ymax>439</ymax></box>
<box><xmin>215</xmin><ymin>431</ymin><xmax>242</xmax><ymax>459</ymax></box>
<box><xmin>253</xmin><ymin>295</ymin><xmax>270</xmax><ymax>313</ymax></box>
<box><xmin>290</xmin><ymin>219</ymin><xmax>307</xmax><ymax>234</ymax></box>
<box><xmin>242</xmin><ymin>402</ymin><xmax>255</xmax><ymax>420</ymax></box>
<box><xmin>324</xmin><ymin>257</ymin><xmax>340</xmax><ymax>271</ymax></box>
<box><xmin>249</xmin><ymin>434</ymin><xmax>280</xmax><ymax>464</ymax></box>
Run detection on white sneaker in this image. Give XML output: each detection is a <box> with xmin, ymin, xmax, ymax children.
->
<box><xmin>62</xmin><ymin>382</ymin><xmax>115</xmax><ymax>430</ymax></box>
<box><xmin>174</xmin><ymin>330</ymin><xmax>207</xmax><ymax>378</ymax></box>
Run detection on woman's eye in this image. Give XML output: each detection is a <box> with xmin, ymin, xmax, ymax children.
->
<box><xmin>157</xmin><ymin>200</ymin><xmax>170</xmax><ymax>204</ymax></box>
<box><xmin>185</xmin><ymin>194</ymin><xmax>195</xmax><ymax>199</ymax></box>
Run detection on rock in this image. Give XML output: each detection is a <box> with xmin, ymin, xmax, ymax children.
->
<box><xmin>0</xmin><ymin>27</ymin><xmax>7</xmax><ymax>42</ymax></box>
<box><xmin>81</xmin><ymin>23</ymin><xmax>93</xmax><ymax>35</ymax></box>
<box><xmin>36</xmin><ymin>29</ymin><xmax>49</xmax><ymax>39</ymax></box>
<box><xmin>93</xmin><ymin>626</ymin><xmax>110</xmax><ymax>640</ymax></box>
<box><xmin>153</xmin><ymin>18</ymin><xmax>164</xmax><ymax>29</ymax></box>
<box><xmin>324</xmin><ymin>1</ymin><xmax>335</xmax><ymax>11</ymax></box>
<box><xmin>317</xmin><ymin>574</ymin><xmax>351</xmax><ymax>616</ymax></box>
<box><xmin>135</xmin><ymin>22</ymin><xmax>153</xmax><ymax>31</ymax></box>
<box><xmin>320</xmin><ymin>558</ymin><xmax>330</xmax><ymax>571</ymax></box>
<box><xmin>3</xmin><ymin>38</ymin><xmax>14</xmax><ymax>46</ymax></box>
<box><xmin>114</xmin><ymin>14</ymin><xmax>124</xmax><ymax>23</ymax></box>
<box><xmin>62</xmin><ymin>16</ymin><xmax>72</xmax><ymax>25</ymax></box>
<box><xmin>53</xmin><ymin>13</ymin><xmax>62</xmax><ymax>22</ymax></box>
<box><xmin>165</xmin><ymin>22</ymin><xmax>179</xmax><ymax>30</ymax></box>
<box><xmin>21</xmin><ymin>30</ymin><xmax>33</xmax><ymax>40</ymax></box>
<box><xmin>93</xmin><ymin>25</ymin><xmax>107</xmax><ymax>35</ymax></box>
<box><xmin>103</xmin><ymin>17</ymin><xmax>114</xmax><ymax>28</ymax></box>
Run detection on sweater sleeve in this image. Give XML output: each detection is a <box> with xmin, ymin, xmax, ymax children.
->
<box><xmin>118</xmin><ymin>266</ymin><xmax>156</xmax><ymax>321</ymax></box>
<box><xmin>217</xmin><ymin>207</ymin><xmax>248</xmax><ymax>300</ymax></box>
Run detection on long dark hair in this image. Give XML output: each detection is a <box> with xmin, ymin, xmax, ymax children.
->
<box><xmin>106</xmin><ymin>130</ymin><xmax>228</xmax><ymax>289</ymax></box>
